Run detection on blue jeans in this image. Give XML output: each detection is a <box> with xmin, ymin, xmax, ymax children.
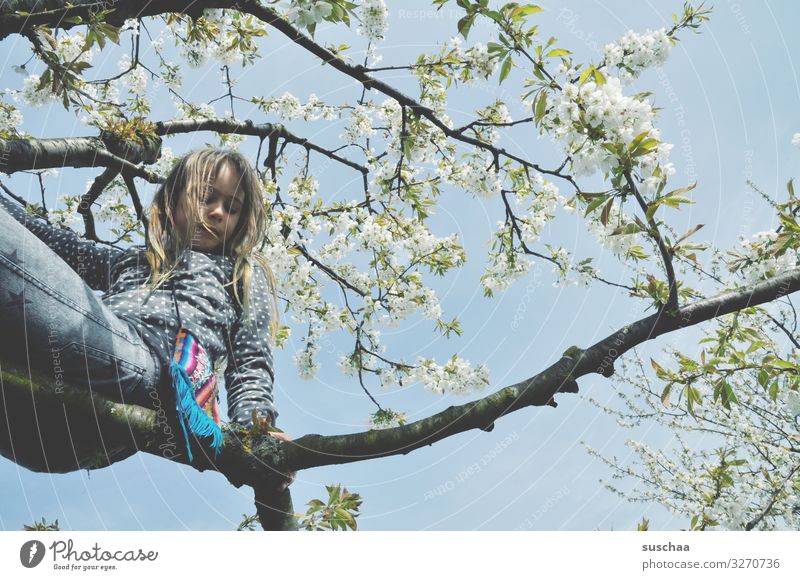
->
<box><xmin>0</xmin><ymin>202</ymin><xmax>163</xmax><ymax>409</ymax></box>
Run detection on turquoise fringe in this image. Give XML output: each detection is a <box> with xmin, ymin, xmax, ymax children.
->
<box><xmin>170</xmin><ymin>360</ymin><xmax>223</xmax><ymax>463</ymax></box>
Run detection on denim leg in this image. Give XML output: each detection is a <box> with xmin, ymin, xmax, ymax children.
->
<box><xmin>0</xmin><ymin>203</ymin><xmax>161</xmax><ymax>408</ymax></box>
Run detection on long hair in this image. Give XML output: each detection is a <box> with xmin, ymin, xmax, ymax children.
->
<box><xmin>145</xmin><ymin>148</ymin><xmax>278</xmax><ymax>334</ymax></box>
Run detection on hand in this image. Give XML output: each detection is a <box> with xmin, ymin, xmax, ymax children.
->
<box><xmin>266</xmin><ymin>430</ymin><xmax>296</xmax><ymax>492</ymax></box>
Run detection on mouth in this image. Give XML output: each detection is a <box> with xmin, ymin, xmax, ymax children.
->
<box><xmin>197</xmin><ymin>225</ymin><xmax>220</xmax><ymax>239</ymax></box>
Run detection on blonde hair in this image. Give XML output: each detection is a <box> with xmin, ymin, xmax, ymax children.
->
<box><xmin>145</xmin><ymin>148</ymin><xmax>278</xmax><ymax>334</ymax></box>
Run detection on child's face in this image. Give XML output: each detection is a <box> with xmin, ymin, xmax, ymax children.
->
<box><xmin>175</xmin><ymin>162</ymin><xmax>244</xmax><ymax>254</ymax></box>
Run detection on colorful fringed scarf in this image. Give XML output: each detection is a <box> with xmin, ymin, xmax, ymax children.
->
<box><xmin>169</xmin><ymin>286</ymin><xmax>223</xmax><ymax>462</ymax></box>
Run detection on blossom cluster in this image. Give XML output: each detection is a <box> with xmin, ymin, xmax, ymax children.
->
<box><xmin>478</xmin><ymin>172</ymin><xmax>564</xmax><ymax>294</ymax></box>
<box><xmin>341</xmin><ymin>104</ymin><xmax>376</xmax><ymax>144</ymax></box>
<box><xmin>287</xmin><ymin>175</ymin><xmax>319</xmax><ymax>206</ymax></box>
<box><xmin>254</xmin><ymin>92</ymin><xmax>340</xmax><ymax>121</ymax></box>
<box><xmin>118</xmin><ymin>54</ymin><xmax>148</xmax><ymax>97</ymax></box>
<box><xmin>550</xmin><ymin>248</ymin><xmax>596</xmax><ymax>288</ymax></box>
<box><xmin>585</xmin><ymin>200</ymin><xmax>640</xmax><ymax>257</ymax></box>
<box><xmin>603</xmin><ymin>28</ymin><xmax>673</xmax><ymax>84</ymax></box>
<box><xmin>172</xmin><ymin>98</ymin><xmax>217</xmax><ymax>121</ymax></box>
<box><xmin>21</xmin><ymin>74</ymin><xmax>56</xmax><ymax>108</ymax></box>
<box><xmin>257</xmin><ymin>170</ymin><xmax>474</xmax><ymax>391</ymax></box>
<box><xmin>383</xmin><ymin>273</ymin><xmax>443</xmax><ymax>323</ymax></box>
<box><xmin>449</xmin><ymin>36</ymin><xmax>500</xmax><ymax>84</ymax></box>
<box><xmin>374</xmin><ymin>97</ymin><xmax>454</xmax><ymax>164</ymax></box>
<box><xmin>514</xmin><ymin>173</ymin><xmax>561</xmax><ymax>245</ymax></box>
<box><xmin>167</xmin><ymin>9</ymin><xmax>266</xmax><ymax>68</ymax></box>
<box><xmin>357</xmin><ymin>0</ymin><xmax>389</xmax><ymax>42</ymax></box>
<box><xmin>730</xmin><ymin>230</ymin><xmax>799</xmax><ymax>284</ymax></box>
<box><xmin>482</xmin><ymin>244</ymin><xmax>533</xmax><ymax>295</ymax></box>
<box><xmin>0</xmin><ymin>100</ymin><xmax>23</xmax><ymax>135</ymax></box>
<box><xmin>282</xmin><ymin>0</ymin><xmax>332</xmax><ymax>28</ymax></box>
<box><xmin>439</xmin><ymin>151</ymin><xmax>503</xmax><ymax>198</ymax></box>
<box><xmin>48</xmin><ymin>194</ymin><xmax>82</xmax><ymax>230</ymax></box>
<box><xmin>54</xmin><ymin>31</ymin><xmax>94</xmax><ymax>65</ymax></box>
<box><xmin>408</xmin><ymin>356</ymin><xmax>490</xmax><ymax>395</ymax></box>
<box><xmin>537</xmin><ymin>76</ymin><xmax>672</xmax><ymax>182</ymax></box>
<box><xmin>151</xmin><ymin>147</ymin><xmax>178</xmax><ymax>179</ymax></box>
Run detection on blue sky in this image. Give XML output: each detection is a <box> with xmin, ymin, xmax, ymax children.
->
<box><xmin>1</xmin><ymin>0</ymin><xmax>799</xmax><ymax>530</ymax></box>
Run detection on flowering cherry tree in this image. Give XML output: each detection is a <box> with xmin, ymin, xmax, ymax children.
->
<box><xmin>1</xmin><ymin>0</ymin><xmax>798</xmax><ymax>530</ymax></box>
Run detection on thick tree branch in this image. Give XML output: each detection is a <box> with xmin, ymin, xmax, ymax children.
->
<box><xmin>0</xmin><ymin>135</ymin><xmax>162</xmax><ymax>181</ymax></box>
<box><xmin>0</xmin><ymin>0</ymin><xmax>231</xmax><ymax>40</ymax></box>
<box><xmin>4</xmin><ymin>267</ymin><xmax>799</xmax><ymax>480</ymax></box>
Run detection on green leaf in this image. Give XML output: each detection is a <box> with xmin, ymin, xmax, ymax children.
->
<box><xmin>674</xmin><ymin>224</ymin><xmax>704</xmax><ymax>246</ymax></box>
<box><xmin>457</xmin><ymin>14</ymin><xmax>476</xmax><ymax>39</ymax></box>
<box><xmin>599</xmin><ymin>197</ymin><xmax>613</xmax><ymax>225</ymax></box>
<box><xmin>487</xmin><ymin>41</ymin><xmax>505</xmax><ymax>54</ymax></box>
<box><xmin>592</xmin><ymin>68</ymin><xmax>606</xmax><ymax>85</ymax></box>
<box><xmin>686</xmin><ymin>384</ymin><xmax>702</xmax><ymax>416</ymax></box>
<box><xmin>610</xmin><ymin>223</ymin><xmax>642</xmax><ymax>236</ymax></box>
<box><xmin>645</xmin><ymin>200</ymin><xmax>660</xmax><ymax>222</ymax></box>
<box><xmin>650</xmin><ymin>358</ymin><xmax>666</xmax><ymax>377</ymax></box>
<box><xmin>578</xmin><ymin>66</ymin><xmax>594</xmax><ymax>85</ymax></box>
<box><xmin>583</xmin><ymin>194</ymin><xmax>609</xmax><ymax>217</ymax></box>
<box><xmin>513</xmin><ymin>5</ymin><xmax>544</xmax><ymax>17</ymax></box>
<box><xmin>664</xmin><ymin>182</ymin><xmax>697</xmax><ymax>199</ymax></box>
<box><xmin>96</xmin><ymin>22</ymin><xmax>120</xmax><ymax>45</ymax></box>
<box><xmin>534</xmin><ymin>89</ymin><xmax>548</xmax><ymax>123</ymax></box>
<box><xmin>499</xmin><ymin>56</ymin><xmax>512</xmax><ymax>83</ymax></box>
<box><xmin>545</xmin><ymin>48</ymin><xmax>570</xmax><ymax>57</ymax></box>
<box><xmin>771</xmin><ymin>359</ymin><xmax>798</xmax><ymax>370</ymax></box>
<box><xmin>628</xmin><ymin>131</ymin><xmax>650</xmax><ymax>151</ymax></box>
<box><xmin>661</xmin><ymin>383</ymin><xmax>672</xmax><ymax>407</ymax></box>
<box><xmin>630</xmin><ymin>137</ymin><xmax>659</xmax><ymax>157</ymax></box>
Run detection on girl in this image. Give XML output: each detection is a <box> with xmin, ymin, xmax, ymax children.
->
<box><xmin>0</xmin><ymin>148</ymin><xmax>291</xmax><ymax>485</ymax></box>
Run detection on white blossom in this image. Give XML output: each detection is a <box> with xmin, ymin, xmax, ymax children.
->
<box><xmin>341</xmin><ymin>104</ymin><xmax>375</xmax><ymax>144</ymax></box>
<box><xmin>118</xmin><ymin>54</ymin><xmax>148</xmax><ymax>96</ymax></box>
<box><xmin>21</xmin><ymin>74</ymin><xmax>56</xmax><ymax>107</ymax></box>
<box><xmin>357</xmin><ymin>0</ymin><xmax>389</xmax><ymax>42</ymax></box>
<box><xmin>410</xmin><ymin>356</ymin><xmax>490</xmax><ymax>395</ymax></box>
<box><xmin>0</xmin><ymin>102</ymin><xmax>23</xmax><ymax>133</ymax></box>
<box><xmin>55</xmin><ymin>32</ymin><xmax>93</xmax><ymax>64</ymax></box>
<box><xmin>603</xmin><ymin>28</ymin><xmax>673</xmax><ymax>83</ymax></box>
<box><xmin>294</xmin><ymin>343</ymin><xmax>321</xmax><ymax>379</ymax></box>
<box><xmin>283</xmin><ymin>0</ymin><xmax>332</xmax><ymax>28</ymax></box>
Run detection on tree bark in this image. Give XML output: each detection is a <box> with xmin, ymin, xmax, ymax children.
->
<box><xmin>3</xmin><ymin>267</ymin><xmax>798</xmax><ymax>476</ymax></box>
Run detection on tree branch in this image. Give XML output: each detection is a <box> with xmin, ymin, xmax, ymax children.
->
<box><xmin>155</xmin><ymin>118</ymin><xmax>368</xmax><ymax>175</ymax></box>
<box><xmin>0</xmin><ymin>0</ymin><xmax>231</xmax><ymax>40</ymax></box>
<box><xmin>78</xmin><ymin>166</ymin><xmax>118</xmax><ymax>241</ymax></box>
<box><xmin>2</xmin><ymin>0</ymin><xmax>574</xmax><ymax>184</ymax></box>
<box><xmin>4</xmin><ymin>266</ymin><xmax>799</xmax><ymax>479</ymax></box>
<box><xmin>0</xmin><ymin>135</ymin><xmax>161</xmax><ymax>181</ymax></box>
<box><xmin>624</xmin><ymin>170</ymin><xmax>679</xmax><ymax>310</ymax></box>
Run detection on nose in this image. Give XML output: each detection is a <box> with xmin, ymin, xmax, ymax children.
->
<box><xmin>205</xmin><ymin>201</ymin><xmax>224</xmax><ymax>222</ymax></box>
